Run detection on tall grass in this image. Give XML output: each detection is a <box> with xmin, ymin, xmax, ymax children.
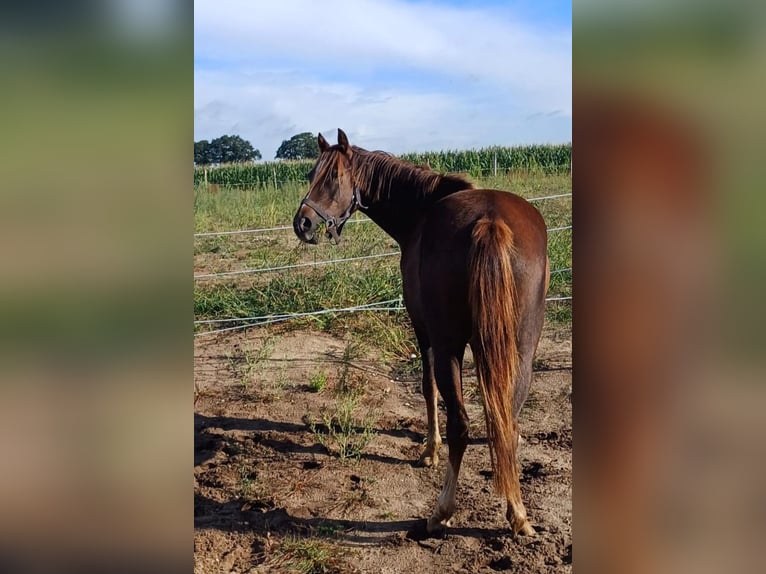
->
<box><xmin>194</xmin><ymin>170</ymin><xmax>571</xmax><ymax>351</ymax></box>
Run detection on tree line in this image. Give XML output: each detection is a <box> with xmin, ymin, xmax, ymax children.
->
<box><xmin>194</xmin><ymin>132</ymin><xmax>319</xmax><ymax>165</ymax></box>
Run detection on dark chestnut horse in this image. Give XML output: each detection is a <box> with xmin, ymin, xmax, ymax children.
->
<box><xmin>293</xmin><ymin>130</ymin><xmax>549</xmax><ymax>535</ymax></box>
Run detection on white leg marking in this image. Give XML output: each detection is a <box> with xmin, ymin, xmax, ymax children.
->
<box><xmin>419</xmin><ymin>382</ymin><xmax>442</xmax><ymax>466</ymax></box>
<box><xmin>427</xmin><ymin>462</ymin><xmax>459</xmax><ymax>532</ymax></box>
<box><xmin>437</xmin><ymin>464</ymin><xmax>457</xmax><ymax>516</ymax></box>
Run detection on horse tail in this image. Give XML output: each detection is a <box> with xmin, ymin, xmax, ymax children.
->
<box><xmin>468</xmin><ymin>216</ymin><xmax>520</xmax><ymax>501</ymax></box>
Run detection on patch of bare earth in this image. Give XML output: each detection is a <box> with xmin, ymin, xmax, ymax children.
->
<box><xmin>194</xmin><ymin>326</ymin><xmax>571</xmax><ymax>573</ymax></box>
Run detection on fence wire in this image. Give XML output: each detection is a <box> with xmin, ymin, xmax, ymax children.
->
<box><xmin>194</xmin><ymin>192</ymin><xmax>571</xmax><ymax>238</ymax></box>
<box><xmin>194</xmin><ymin>190</ymin><xmax>571</xmax><ymax>336</ymax></box>
<box><xmin>194</xmin><ymin>225</ymin><xmax>570</xmax><ymax>281</ymax></box>
<box><xmin>194</xmin><ymin>295</ymin><xmax>571</xmax><ymax>338</ymax></box>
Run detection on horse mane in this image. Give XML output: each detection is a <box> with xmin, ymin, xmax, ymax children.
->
<box><xmin>351</xmin><ymin>146</ymin><xmax>474</xmax><ymax>201</ymax></box>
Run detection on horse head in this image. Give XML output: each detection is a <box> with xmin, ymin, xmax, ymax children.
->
<box><xmin>293</xmin><ymin>129</ymin><xmax>363</xmax><ymax>244</ymax></box>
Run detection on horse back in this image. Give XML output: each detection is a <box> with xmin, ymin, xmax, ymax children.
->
<box><xmin>414</xmin><ymin>189</ymin><xmax>547</xmax><ymax>269</ymax></box>
<box><xmin>401</xmin><ymin>189</ymin><xmax>548</xmax><ymax>342</ymax></box>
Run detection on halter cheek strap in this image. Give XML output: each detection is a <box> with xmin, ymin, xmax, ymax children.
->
<box><xmin>300</xmin><ymin>187</ymin><xmax>368</xmax><ymax>244</ymax></box>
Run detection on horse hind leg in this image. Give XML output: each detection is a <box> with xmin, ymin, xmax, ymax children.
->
<box><xmin>416</xmin><ymin>337</ymin><xmax>442</xmax><ymax>467</ymax></box>
<box><xmin>426</xmin><ymin>349</ymin><xmax>468</xmax><ymax>533</ymax></box>
<box><xmin>506</xmin><ymin>301</ymin><xmax>546</xmax><ymax>536</ymax></box>
<box><xmin>505</xmin><ymin>424</ymin><xmax>535</xmax><ymax>536</ymax></box>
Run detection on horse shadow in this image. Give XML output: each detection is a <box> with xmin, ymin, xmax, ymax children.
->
<box><xmin>194</xmin><ymin>412</ymin><xmax>425</xmax><ymax>466</ymax></box>
<box><xmin>195</xmin><ymin>412</ymin><xmax>504</xmax><ymax>543</ymax></box>
<box><xmin>194</xmin><ymin>492</ymin><xmax>509</xmax><ymax>545</ymax></box>
<box><xmin>195</xmin><ymin>411</ymin><xmax>488</xmax><ymax>468</ymax></box>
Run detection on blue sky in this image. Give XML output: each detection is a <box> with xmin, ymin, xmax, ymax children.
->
<box><xmin>195</xmin><ymin>0</ymin><xmax>571</xmax><ymax>159</ymax></box>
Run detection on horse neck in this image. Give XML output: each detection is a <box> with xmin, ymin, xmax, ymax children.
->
<box><xmin>353</xmin><ymin>155</ymin><xmax>470</xmax><ymax>246</ymax></box>
<box><xmin>359</xmin><ymin>200</ymin><xmax>429</xmax><ymax>247</ymax></box>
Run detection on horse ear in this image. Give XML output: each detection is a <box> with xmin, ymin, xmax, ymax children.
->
<box><xmin>337</xmin><ymin>128</ymin><xmax>351</xmax><ymax>155</ymax></box>
<box><xmin>318</xmin><ymin>132</ymin><xmax>330</xmax><ymax>152</ymax></box>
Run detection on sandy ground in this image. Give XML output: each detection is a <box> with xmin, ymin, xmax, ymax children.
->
<box><xmin>194</xmin><ymin>325</ymin><xmax>571</xmax><ymax>573</ymax></box>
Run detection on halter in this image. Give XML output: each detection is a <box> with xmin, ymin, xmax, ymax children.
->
<box><xmin>300</xmin><ymin>186</ymin><xmax>368</xmax><ymax>243</ymax></box>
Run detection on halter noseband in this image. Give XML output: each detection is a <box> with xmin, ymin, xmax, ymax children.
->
<box><xmin>300</xmin><ymin>186</ymin><xmax>368</xmax><ymax>243</ymax></box>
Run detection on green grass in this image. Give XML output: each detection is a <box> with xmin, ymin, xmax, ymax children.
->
<box><xmin>270</xmin><ymin>536</ymin><xmax>346</xmax><ymax>574</ymax></box>
<box><xmin>194</xmin><ymin>170</ymin><xmax>571</xmax><ymax>352</ymax></box>
<box><xmin>308</xmin><ymin>370</ymin><xmax>328</xmax><ymax>393</ymax></box>
<box><xmin>194</xmin><ymin>180</ymin><xmax>310</xmax><ymax>233</ymax></box>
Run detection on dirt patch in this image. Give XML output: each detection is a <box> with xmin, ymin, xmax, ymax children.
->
<box><xmin>194</xmin><ymin>326</ymin><xmax>571</xmax><ymax>573</ymax></box>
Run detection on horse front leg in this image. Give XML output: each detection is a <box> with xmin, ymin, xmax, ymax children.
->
<box><xmin>416</xmin><ymin>333</ymin><xmax>442</xmax><ymax>467</ymax></box>
<box><xmin>427</xmin><ymin>348</ymin><xmax>468</xmax><ymax>532</ymax></box>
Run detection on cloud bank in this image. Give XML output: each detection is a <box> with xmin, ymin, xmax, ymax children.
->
<box><xmin>195</xmin><ymin>0</ymin><xmax>571</xmax><ymax>158</ymax></box>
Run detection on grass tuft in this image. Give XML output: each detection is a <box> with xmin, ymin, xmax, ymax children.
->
<box><xmin>309</xmin><ymin>345</ymin><xmax>379</xmax><ymax>460</ymax></box>
<box><xmin>270</xmin><ymin>536</ymin><xmax>347</xmax><ymax>574</ymax></box>
<box><xmin>308</xmin><ymin>370</ymin><xmax>328</xmax><ymax>393</ymax></box>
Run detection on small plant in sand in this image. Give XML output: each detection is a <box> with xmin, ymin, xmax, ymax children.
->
<box><xmin>308</xmin><ymin>370</ymin><xmax>328</xmax><ymax>393</ymax></box>
<box><xmin>227</xmin><ymin>336</ymin><xmax>275</xmax><ymax>394</ymax></box>
<box><xmin>309</xmin><ymin>347</ymin><xmax>379</xmax><ymax>460</ymax></box>
<box><xmin>237</xmin><ymin>464</ymin><xmax>260</xmax><ymax>501</ymax></box>
<box><xmin>269</xmin><ymin>536</ymin><xmax>346</xmax><ymax>574</ymax></box>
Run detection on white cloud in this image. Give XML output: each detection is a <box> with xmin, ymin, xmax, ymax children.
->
<box><xmin>194</xmin><ymin>0</ymin><xmax>571</xmax><ymax>157</ymax></box>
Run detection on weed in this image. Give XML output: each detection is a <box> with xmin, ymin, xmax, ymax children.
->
<box><xmin>250</xmin><ymin>336</ymin><xmax>275</xmax><ymax>365</ymax></box>
<box><xmin>226</xmin><ymin>337</ymin><xmax>288</xmax><ymax>401</ymax></box>
<box><xmin>308</xmin><ymin>370</ymin><xmax>328</xmax><ymax>393</ymax></box>
<box><xmin>275</xmin><ymin>365</ymin><xmax>290</xmax><ymax>392</ymax></box>
<box><xmin>270</xmin><ymin>536</ymin><xmax>346</xmax><ymax>574</ymax></box>
<box><xmin>311</xmin><ymin>395</ymin><xmax>378</xmax><ymax>461</ymax></box>
<box><xmin>309</xmin><ymin>359</ymin><xmax>379</xmax><ymax>460</ymax></box>
<box><xmin>228</xmin><ymin>337</ymin><xmax>275</xmax><ymax>390</ymax></box>
<box><xmin>237</xmin><ymin>464</ymin><xmax>258</xmax><ymax>500</ymax></box>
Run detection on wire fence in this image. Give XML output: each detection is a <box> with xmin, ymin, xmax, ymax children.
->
<box><xmin>194</xmin><ymin>191</ymin><xmax>571</xmax><ymax>337</ymax></box>
<box><xmin>194</xmin><ymin>164</ymin><xmax>572</xmax><ymax>189</ymax></box>
<box><xmin>194</xmin><ymin>251</ymin><xmax>401</xmax><ymax>280</ymax></box>
<box><xmin>194</xmin><ymin>192</ymin><xmax>571</xmax><ymax>239</ymax></box>
<box><xmin>194</xmin><ymin>225</ymin><xmax>571</xmax><ymax>281</ymax></box>
<box><xmin>194</xmin><ymin>294</ymin><xmax>572</xmax><ymax>338</ymax></box>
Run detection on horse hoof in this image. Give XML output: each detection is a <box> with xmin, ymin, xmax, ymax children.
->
<box><xmin>513</xmin><ymin>520</ymin><xmax>535</xmax><ymax>537</ymax></box>
<box><xmin>426</xmin><ymin>516</ymin><xmax>453</xmax><ymax>533</ymax></box>
<box><xmin>417</xmin><ymin>453</ymin><xmax>438</xmax><ymax>467</ymax></box>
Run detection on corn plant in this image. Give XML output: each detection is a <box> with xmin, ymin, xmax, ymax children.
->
<box><xmin>194</xmin><ymin>144</ymin><xmax>572</xmax><ymax>186</ymax></box>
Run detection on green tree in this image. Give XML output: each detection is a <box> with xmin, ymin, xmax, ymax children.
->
<box><xmin>194</xmin><ymin>135</ymin><xmax>261</xmax><ymax>165</ymax></box>
<box><xmin>275</xmin><ymin>132</ymin><xmax>319</xmax><ymax>160</ymax></box>
<box><xmin>194</xmin><ymin>140</ymin><xmax>213</xmax><ymax>165</ymax></box>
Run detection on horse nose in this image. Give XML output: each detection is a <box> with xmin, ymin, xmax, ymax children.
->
<box><xmin>299</xmin><ymin>216</ymin><xmax>312</xmax><ymax>231</ymax></box>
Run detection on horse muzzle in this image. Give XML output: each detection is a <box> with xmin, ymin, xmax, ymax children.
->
<box><xmin>293</xmin><ymin>211</ymin><xmax>319</xmax><ymax>244</ymax></box>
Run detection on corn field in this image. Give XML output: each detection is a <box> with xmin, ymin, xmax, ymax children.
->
<box><xmin>193</xmin><ymin>143</ymin><xmax>572</xmax><ymax>186</ymax></box>
<box><xmin>400</xmin><ymin>144</ymin><xmax>571</xmax><ymax>175</ymax></box>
